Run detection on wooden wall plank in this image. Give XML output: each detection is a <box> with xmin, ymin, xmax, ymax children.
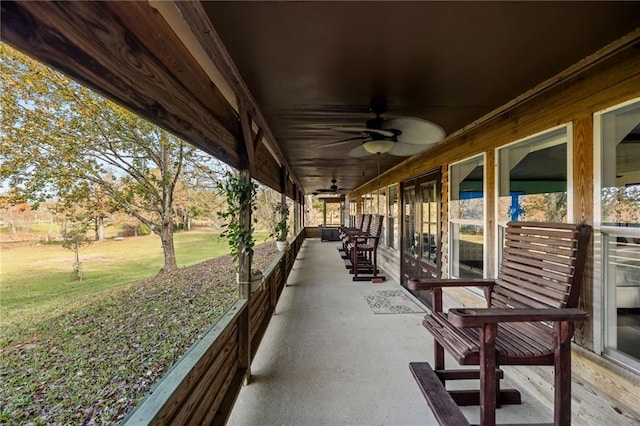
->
<box><xmin>440</xmin><ymin>165</ymin><xmax>449</xmax><ymax>278</ymax></box>
<box><xmin>573</xmin><ymin>115</ymin><xmax>595</xmax><ymax>348</ymax></box>
<box><xmin>170</xmin><ymin>333</ymin><xmax>238</xmax><ymax>424</ymax></box>
<box><xmin>485</xmin><ymin>149</ymin><xmax>497</xmax><ymax>278</ymax></box>
<box><xmin>345</xmin><ymin>40</ymin><xmax>640</xmax><ymax>420</ymax></box>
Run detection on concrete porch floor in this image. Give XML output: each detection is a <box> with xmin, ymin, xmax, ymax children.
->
<box><xmin>228</xmin><ymin>239</ymin><xmax>552</xmax><ymax>425</ymax></box>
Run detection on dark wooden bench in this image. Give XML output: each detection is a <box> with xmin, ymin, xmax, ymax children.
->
<box><xmin>408</xmin><ymin>221</ymin><xmax>592</xmax><ymax>426</ymax></box>
<box><xmin>346</xmin><ymin>214</ymin><xmax>385</xmax><ymax>281</ymax></box>
<box><xmin>338</xmin><ymin>213</ymin><xmax>371</xmax><ymax>258</ymax></box>
<box><xmin>339</xmin><ymin>213</ymin><xmax>366</xmax><ymax>243</ymax></box>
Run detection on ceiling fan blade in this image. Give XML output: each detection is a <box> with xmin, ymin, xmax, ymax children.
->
<box><xmin>348</xmin><ymin>144</ymin><xmax>372</xmax><ymax>158</ymax></box>
<box><xmin>382</xmin><ymin>118</ymin><xmax>445</xmax><ymax>145</ymax></box>
<box><xmin>319</xmin><ymin>135</ymin><xmax>367</xmax><ymax>147</ymax></box>
<box><xmin>333</xmin><ymin>126</ymin><xmax>396</xmax><ymax>138</ymax></box>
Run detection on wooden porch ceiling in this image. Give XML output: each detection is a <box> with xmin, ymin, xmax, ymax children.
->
<box><xmin>202</xmin><ymin>1</ymin><xmax>640</xmax><ymax>193</ymax></box>
<box><xmin>2</xmin><ymin>1</ymin><xmax>639</xmax><ymax>196</ymax></box>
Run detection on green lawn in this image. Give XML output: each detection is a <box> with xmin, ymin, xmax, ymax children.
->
<box><xmin>0</xmin><ymin>229</ymin><xmax>269</xmax><ymax>329</ymax></box>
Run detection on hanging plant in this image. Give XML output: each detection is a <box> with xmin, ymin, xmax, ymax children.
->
<box><xmin>215</xmin><ymin>170</ymin><xmax>258</xmax><ymax>271</ymax></box>
<box><xmin>268</xmin><ymin>202</ymin><xmax>290</xmax><ymax>242</ymax></box>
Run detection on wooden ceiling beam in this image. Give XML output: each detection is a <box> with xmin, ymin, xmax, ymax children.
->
<box><xmin>0</xmin><ymin>1</ymin><xmax>243</xmax><ymax>168</ymax></box>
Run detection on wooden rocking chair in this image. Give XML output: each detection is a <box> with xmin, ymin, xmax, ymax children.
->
<box><xmin>347</xmin><ymin>214</ymin><xmax>385</xmax><ymax>282</ymax></box>
<box><xmin>408</xmin><ymin>221</ymin><xmax>592</xmax><ymax>426</ymax></box>
<box><xmin>339</xmin><ymin>214</ymin><xmax>371</xmax><ymax>258</ymax></box>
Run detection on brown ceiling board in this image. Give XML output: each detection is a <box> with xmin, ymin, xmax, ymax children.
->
<box><xmin>1</xmin><ymin>1</ymin><xmax>242</xmax><ymax>168</ymax></box>
<box><xmin>204</xmin><ymin>1</ymin><xmax>640</xmax><ymax>194</ymax></box>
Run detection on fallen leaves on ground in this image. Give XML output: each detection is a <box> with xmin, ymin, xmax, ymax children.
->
<box><xmin>0</xmin><ymin>243</ymin><xmax>279</xmax><ymax>425</ymax></box>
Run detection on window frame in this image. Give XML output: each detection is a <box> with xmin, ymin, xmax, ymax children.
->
<box><xmin>449</xmin><ymin>153</ymin><xmax>487</xmax><ymax>279</ymax></box>
<box><xmin>494</xmin><ymin>123</ymin><xmax>574</xmax><ymax>273</ymax></box>
<box><xmin>593</xmin><ymin>97</ymin><xmax>640</xmax><ymax>372</ymax></box>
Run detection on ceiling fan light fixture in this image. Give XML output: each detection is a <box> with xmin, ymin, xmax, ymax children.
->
<box><xmin>363</xmin><ymin>140</ymin><xmax>394</xmax><ymax>154</ymax></box>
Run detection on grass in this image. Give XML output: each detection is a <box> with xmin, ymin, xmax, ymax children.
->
<box><xmin>0</xmin><ymin>231</ymin><xmax>279</xmax><ymax>425</ymax></box>
<box><xmin>0</xmin><ymin>229</ymin><xmax>270</xmax><ymax>330</ymax></box>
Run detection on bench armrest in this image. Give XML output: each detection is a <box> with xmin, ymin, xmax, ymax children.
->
<box><xmin>347</xmin><ymin>231</ymin><xmax>369</xmax><ymax>238</ymax></box>
<box><xmin>447</xmin><ymin>307</ymin><xmax>589</xmax><ymax>328</ymax></box>
<box><xmin>408</xmin><ymin>278</ymin><xmax>495</xmax><ymax>292</ymax></box>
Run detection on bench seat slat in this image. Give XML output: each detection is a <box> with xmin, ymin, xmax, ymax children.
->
<box><xmin>424</xmin><ymin>313</ymin><xmax>556</xmax><ymax>364</ymax></box>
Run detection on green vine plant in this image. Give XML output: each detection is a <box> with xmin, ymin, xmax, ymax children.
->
<box><xmin>268</xmin><ymin>202</ymin><xmax>290</xmax><ymax>242</ymax></box>
<box><xmin>215</xmin><ymin>170</ymin><xmax>258</xmax><ymax>271</ymax></box>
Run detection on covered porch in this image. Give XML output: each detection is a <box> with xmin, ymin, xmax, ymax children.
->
<box><xmin>227</xmin><ymin>238</ymin><xmax>548</xmax><ymax>425</ymax></box>
<box><xmin>2</xmin><ymin>1</ymin><xmax>640</xmax><ymax>425</ymax></box>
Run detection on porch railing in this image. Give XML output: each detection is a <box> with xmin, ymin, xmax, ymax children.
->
<box><xmin>122</xmin><ymin>230</ymin><xmax>304</xmax><ymax>425</ymax></box>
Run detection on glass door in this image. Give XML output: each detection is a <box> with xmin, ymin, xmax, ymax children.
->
<box><xmin>401</xmin><ymin>170</ymin><xmax>441</xmax><ymax>307</ymax></box>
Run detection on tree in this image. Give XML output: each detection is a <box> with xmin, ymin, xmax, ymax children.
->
<box><xmin>59</xmin><ymin>205</ymin><xmax>93</xmax><ymax>281</ymax></box>
<box><xmin>1</xmin><ymin>42</ymin><xmax>210</xmax><ymax>273</ymax></box>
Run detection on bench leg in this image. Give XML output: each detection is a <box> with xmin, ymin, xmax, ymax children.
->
<box><xmin>435</xmin><ymin>341</ymin><xmax>445</xmax><ymax>376</ymax></box>
<box><xmin>554</xmin><ymin>321</ymin><xmax>572</xmax><ymax>426</ymax></box>
<box><xmin>480</xmin><ymin>322</ymin><xmax>497</xmax><ymax>426</ymax></box>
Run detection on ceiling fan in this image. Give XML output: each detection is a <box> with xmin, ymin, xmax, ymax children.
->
<box><xmin>321</xmin><ymin>104</ymin><xmax>445</xmax><ymax>158</ymax></box>
<box><xmin>313</xmin><ymin>179</ymin><xmax>350</xmax><ymax>195</ymax></box>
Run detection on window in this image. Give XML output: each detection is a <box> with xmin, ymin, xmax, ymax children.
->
<box><xmin>421</xmin><ymin>182</ymin><xmax>438</xmax><ymax>264</ymax></box>
<box><xmin>595</xmin><ymin>98</ymin><xmax>640</xmax><ymax>370</ymax></box>
<box><xmin>348</xmin><ymin>200</ymin><xmax>357</xmax><ymax>227</ymax></box>
<box><xmin>325</xmin><ymin>201</ymin><xmax>341</xmax><ymax>225</ymax></box>
<box><xmin>497</xmin><ymin>126</ymin><xmax>571</xmax><ymax>263</ymax></box>
<box><xmin>497</xmin><ymin>126</ymin><xmax>570</xmax><ymax>224</ymax></box>
<box><xmin>379</xmin><ymin>187</ymin><xmax>387</xmax><ymax>247</ymax></box>
<box><xmin>450</xmin><ymin>155</ymin><xmax>485</xmax><ymax>278</ymax></box>
<box><xmin>387</xmin><ymin>184</ymin><xmax>399</xmax><ymax>250</ymax></box>
<box><xmin>403</xmin><ymin>186</ymin><xmax>416</xmax><ymax>256</ymax></box>
<box><xmin>361</xmin><ymin>194</ymin><xmax>374</xmax><ymax>215</ymax></box>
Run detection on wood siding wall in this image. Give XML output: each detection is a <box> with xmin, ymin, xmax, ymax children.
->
<box><xmin>347</xmin><ymin>39</ymin><xmax>640</xmax><ymax>423</ymax></box>
<box><xmin>349</xmin><ymin>41</ymin><xmax>640</xmax><ymax>346</ymax></box>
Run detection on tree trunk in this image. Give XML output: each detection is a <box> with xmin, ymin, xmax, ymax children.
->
<box><xmin>159</xmin><ymin>218</ymin><xmax>178</xmax><ymax>273</ymax></box>
<box><xmin>74</xmin><ymin>244</ymin><xmax>82</xmax><ymax>281</ymax></box>
<box><xmin>95</xmin><ymin>216</ymin><xmax>105</xmax><ymax>241</ymax></box>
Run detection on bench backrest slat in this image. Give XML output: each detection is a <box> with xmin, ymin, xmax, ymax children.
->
<box><xmin>361</xmin><ymin>214</ymin><xmax>372</xmax><ymax>233</ymax></box>
<box><xmin>491</xmin><ymin>221</ymin><xmax>591</xmax><ymax>310</ymax></box>
<box><xmin>368</xmin><ymin>215</ymin><xmax>383</xmax><ymax>239</ymax></box>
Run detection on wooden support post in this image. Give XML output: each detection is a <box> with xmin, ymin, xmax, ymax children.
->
<box><xmin>236</xmin><ymin>95</ymin><xmax>257</xmax><ymax>385</ymax></box>
<box><xmin>323</xmin><ymin>200</ymin><xmax>327</xmax><ymax>226</ymax></box>
<box><xmin>293</xmin><ymin>186</ymin><xmax>299</xmax><ymax>234</ymax></box>
<box><xmin>279</xmin><ymin>168</ymin><xmax>288</xmax><ymax>288</ymax></box>
<box><xmin>237</xmin><ymin>168</ymin><xmax>253</xmax><ymax>385</ymax></box>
